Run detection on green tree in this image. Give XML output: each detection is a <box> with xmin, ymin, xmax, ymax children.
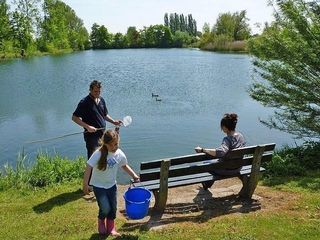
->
<box><xmin>39</xmin><ymin>0</ymin><xmax>89</xmax><ymax>52</ymax></box>
<box><xmin>112</xmin><ymin>32</ymin><xmax>127</xmax><ymax>48</ymax></box>
<box><xmin>233</xmin><ymin>10</ymin><xmax>251</xmax><ymax>40</ymax></box>
<box><xmin>172</xmin><ymin>30</ymin><xmax>192</xmax><ymax>47</ymax></box>
<box><xmin>202</xmin><ymin>22</ymin><xmax>210</xmax><ymax>34</ymax></box>
<box><xmin>40</xmin><ymin>0</ymin><xmax>69</xmax><ymax>51</ymax></box>
<box><xmin>11</xmin><ymin>0</ymin><xmax>40</xmax><ymax>51</ymax></box>
<box><xmin>153</xmin><ymin>24</ymin><xmax>172</xmax><ymax>47</ymax></box>
<box><xmin>213</xmin><ymin>12</ymin><xmax>235</xmax><ymax>38</ymax></box>
<box><xmin>90</xmin><ymin>23</ymin><xmax>111</xmax><ymax>49</ymax></box>
<box><xmin>179</xmin><ymin>14</ymin><xmax>186</xmax><ymax>32</ymax></box>
<box><xmin>0</xmin><ymin>0</ymin><xmax>13</xmax><ymax>54</ymax></box>
<box><xmin>126</xmin><ymin>26</ymin><xmax>140</xmax><ymax>48</ymax></box>
<box><xmin>213</xmin><ymin>10</ymin><xmax>251</xmax><ymax>40</ymax></box>
<box><xmin>0</xmin><ymin>0</ymin><xmax>11</xmax><ymax>40</ymax></box>
<box><xmin>247</xmin><ymin>0</ymin><xmax>320</xmax><ymax>138</ymax></box>
<box><xmin>169</xmin><ymin>13</ymin><xmax>176</xmax><ymax>33</ymax></box>
<box><xmin>63</xmin><ymin>4</ymin><xmax>89</xmax><ymax>50</ymax></box>
<box><xmin>164</xmin><ymin>13</ymin><xmax>168</xmax><ymax>27</ymax></box>
<box><xmin>140</xmin><ymin>25</ymin><xmax>172</xmax><ymax>48</ymax></box>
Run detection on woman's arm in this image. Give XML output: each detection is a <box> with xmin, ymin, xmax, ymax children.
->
<box><xmin>122</xmin><ymin>164</ymin><xmax>140</xmax><ymax>182</ymax></box>
<box><xmin>83</xmin><ymin>164</ymin><xmax>93</xmax><ymax>195</ymax></box>
<box><xmin>195</xmin><ymin>146</ymin><xmax>217</xmax><ymax>157</ymax></box>
<box><xmin>202</xmin><ymin>148</ymin><xmax>216</xmax><ymax>157</ymax></box>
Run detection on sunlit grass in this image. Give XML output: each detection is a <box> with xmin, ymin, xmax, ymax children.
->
<box><xmin>0</xmin><ymin>143</ymin><xmax>319</xmax><ymax>239</ymax></box>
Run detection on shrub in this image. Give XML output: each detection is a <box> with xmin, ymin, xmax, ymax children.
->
<box><xmin>264</xmin><ymin>141</ymin><xmax>320</xmax><ymax>177</ymax></box>
<box><xmin>0</xmin><ymin>154</ymin><xmax>86</xmax><ymax>190</ymax></box>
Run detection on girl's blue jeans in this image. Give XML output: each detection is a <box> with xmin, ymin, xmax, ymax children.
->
<box><xmin>93</xmin><ymin>184</ymin><xmax>117</xmax><ymax>220</ymax></box>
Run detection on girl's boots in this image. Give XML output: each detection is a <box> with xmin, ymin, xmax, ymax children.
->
<box><xmin>106</xmin><ymin>218</ymin><xmax>121</xmax><ymax>237</ymax></box>
<box><xmin>98</xmin><ymin>218</ymin><xmax>107</xmax><ymax>235</ymax></box>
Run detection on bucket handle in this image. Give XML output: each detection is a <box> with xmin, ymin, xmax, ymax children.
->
<box><xmin>129</xmin><ymin>178</ymin><xmax>146</xmax><ymax>189</ymax></box>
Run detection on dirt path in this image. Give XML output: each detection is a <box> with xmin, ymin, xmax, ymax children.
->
<box><xmin>84</xmin><ymin>177</ymin><xmax>299</xmax><ymax>231</ymax></box>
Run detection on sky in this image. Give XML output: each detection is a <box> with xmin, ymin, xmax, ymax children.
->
<box><xmin>62</xmin><ymin>0</ymin><xmax>275</xmax><ymax>34</ymax></box>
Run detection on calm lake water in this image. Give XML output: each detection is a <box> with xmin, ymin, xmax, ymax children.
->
<box><xmin>0</xmin><ymin>49</ymin><xmax>298</xmax><ymax>182</ymax></box>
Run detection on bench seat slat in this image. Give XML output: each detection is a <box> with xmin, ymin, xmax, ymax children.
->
<box><xmin>134</xmin><ymin>166</ymin><xmax>265</xmax><ymax>191</ymax></box>
<box><xmin>140</xmin><ymin>153</ymin><xmax>272</xmax><ymax>182</ymax></box>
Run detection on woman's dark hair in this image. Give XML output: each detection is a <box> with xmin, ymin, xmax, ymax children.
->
<box><xmin>89</xmin><ymin>80</ymin><xmax>102</xmax><ymax>90</ymax></box>
<box><xmin>97</xmin><ymin>129</ymin><xmax>118</xmax><ymax>171</ymax></box>
<box><xmin>220</xmin><ymin>113</ymin><xmax>238</xmax><ymax>131</ymax></box>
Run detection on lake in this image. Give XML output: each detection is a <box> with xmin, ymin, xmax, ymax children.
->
<box><xmin>0</xmin><ymin>48</ymin><xmax>298</xmax><ymax>182</ymax></box>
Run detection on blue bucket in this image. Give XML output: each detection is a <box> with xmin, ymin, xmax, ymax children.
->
<box><xmin>124</xmin><ymin>187</ymin><xmax>151</xmax><ymax>219</ymax></box>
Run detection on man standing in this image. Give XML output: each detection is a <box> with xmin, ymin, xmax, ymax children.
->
<box><xmin>72</xmin><ymin>80</ymin><xmax>121</xmax><ymax>159</ymax></box>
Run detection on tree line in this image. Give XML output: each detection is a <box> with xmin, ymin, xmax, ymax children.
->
<box><xmin>0</xmin><ymin>0</ymin><xmax>199</xmax><ymax>57</ymax></box>
<box><xmin>90</xmin><ymin>12</ymin><xmax>198</xmax><ymax>49</ymax></box>
<box><xmin>0</xmin><ymin>0</ymin><xmax>90</xmax><ymax>57</ymax></box>
<box><xmin>1</xmin><ymin>0</ymin><xmax>251</xmax><ymax>56</ymax></box>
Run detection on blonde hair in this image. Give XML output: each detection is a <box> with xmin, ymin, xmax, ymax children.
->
<box><xmin>97</xmin><ymin>129</ymin><xmax>118</xmax><ymax>171</ymax></box>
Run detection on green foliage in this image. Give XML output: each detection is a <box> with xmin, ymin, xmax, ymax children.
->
<box><xmin>213</xmin><ymin>10</ymin><xmax>251</xmax><ymax>41</ymax></box>
<box><xmin>111</xmin><ymin>32</ymin><xmax>128</xmax><ymax>49</ymax></box>
<box><xmin>165</xmin><ymin>12</ymin><xmax>197</xmax><ymax>36</ymax></box>
<box><xmin>172</xmin><ymin>31</ymin><xmax>192</xmax><ymax>47</ymax></box>
<box><xmin>90</xmin><ymin>23</ymin><xmax>112</xmax><ymax>49</ymax></box>
<box><xmin>39</xmin><ymin>0</ymin><xmax>89</xmax><ymax>52</ymax></box>
<box><xmin>126</xmin><ymin>26</ymin><xmax>140</xmax><ymax>48</ymax></box>
<box><xmin>0</xmin><ymin>154</ymin><xmax>86</xmax><ymax>191</ymax></box>
<box><xmin>264</xmin><ymin>141</ymin><xmax>320</xmax><ymax>177</ymax></box>
<box><xmin>141</xmin><ymin>24</ymin><xmax>172</xmax><ymax>48</ymax></box>
<box><xmin>0</xmin><ymin>0</ymin><xmax>11</xmax><ymax>43</ymax></box>
<box><xmin>10</xmin><ymin>0</ymin><xmax>40</xmax><ymax>51</ymax></box>
<box><xmin>28</xmin><ymin>154</ymin><xmax>85</xmax><ymax>187</ymax></box>
<box><xmin>199</xmin><ymin>10</ymin><xmax>250</xmax><ymax>52</ymax></box>
<box><xmin>247</xmin><ymin>0</ymin><xmax>320</xmax><ymax>138</ymax></box>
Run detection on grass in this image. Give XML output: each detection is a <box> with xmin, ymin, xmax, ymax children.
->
<box><xmin>0</xmin><ymin>173</ymin><xmax>319</xmax><ymax>239</ymax></box>
<box><xmin>0</xmin><ymin>143</ymin><xmax>319</xmax><ymax>239</ymax></box>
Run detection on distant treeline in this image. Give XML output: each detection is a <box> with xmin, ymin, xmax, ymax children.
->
<box><xmin>90</xmin><ymin>12</ymin><xmax>199</xmax><ymax>50</ymax></box>
<box><xmin>1</xmin><ymin>0</ymin><xmax>252</xmax><ymax>58</ymax></box>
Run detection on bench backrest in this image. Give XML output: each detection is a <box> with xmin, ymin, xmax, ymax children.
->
<box><xmin>139</xmin><ymin>143</ymin><xmax>276</xmax><ymax>182</ymax></box>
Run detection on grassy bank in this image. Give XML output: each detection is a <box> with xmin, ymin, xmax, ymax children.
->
<box><xmin>0</xmin><ymin>143</ymin><xmax>319</xmax><ymax>239</ymax></box>
<box><xmin>0</xmin><ymin>173</ymin><xmax>319</xmax><ymax>239</ymax></box>
<box><xmin>0</xmin><ymin>48</ymin><xmax>74</xmax><ymax>61</ymax></box>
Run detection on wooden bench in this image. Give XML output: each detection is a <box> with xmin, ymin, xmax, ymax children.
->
<box><xmin>133</xmin><ymin>143</ymin><xmax>276</xmax><ymax>212</ymax></box>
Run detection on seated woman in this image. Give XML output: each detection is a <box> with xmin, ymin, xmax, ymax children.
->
<box><xmin>195</xmin><ymin>113</ymin><xmax>246</xmax><ymax>190</ymax></box>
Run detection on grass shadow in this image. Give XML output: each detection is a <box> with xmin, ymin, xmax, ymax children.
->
<box><xmin>33</xmin><ymin>188</ymin><xmax>83</xmax><ymax>213</ymax></box>
<box><xmin>89</xmin><ymin>233</ymin><xmax>139</xmax><ymax>240</ymax></box>
<box><xmin>120</xmin><ymin>187</ymin><xmax>261</xmax><ymax>231</ymax></box>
